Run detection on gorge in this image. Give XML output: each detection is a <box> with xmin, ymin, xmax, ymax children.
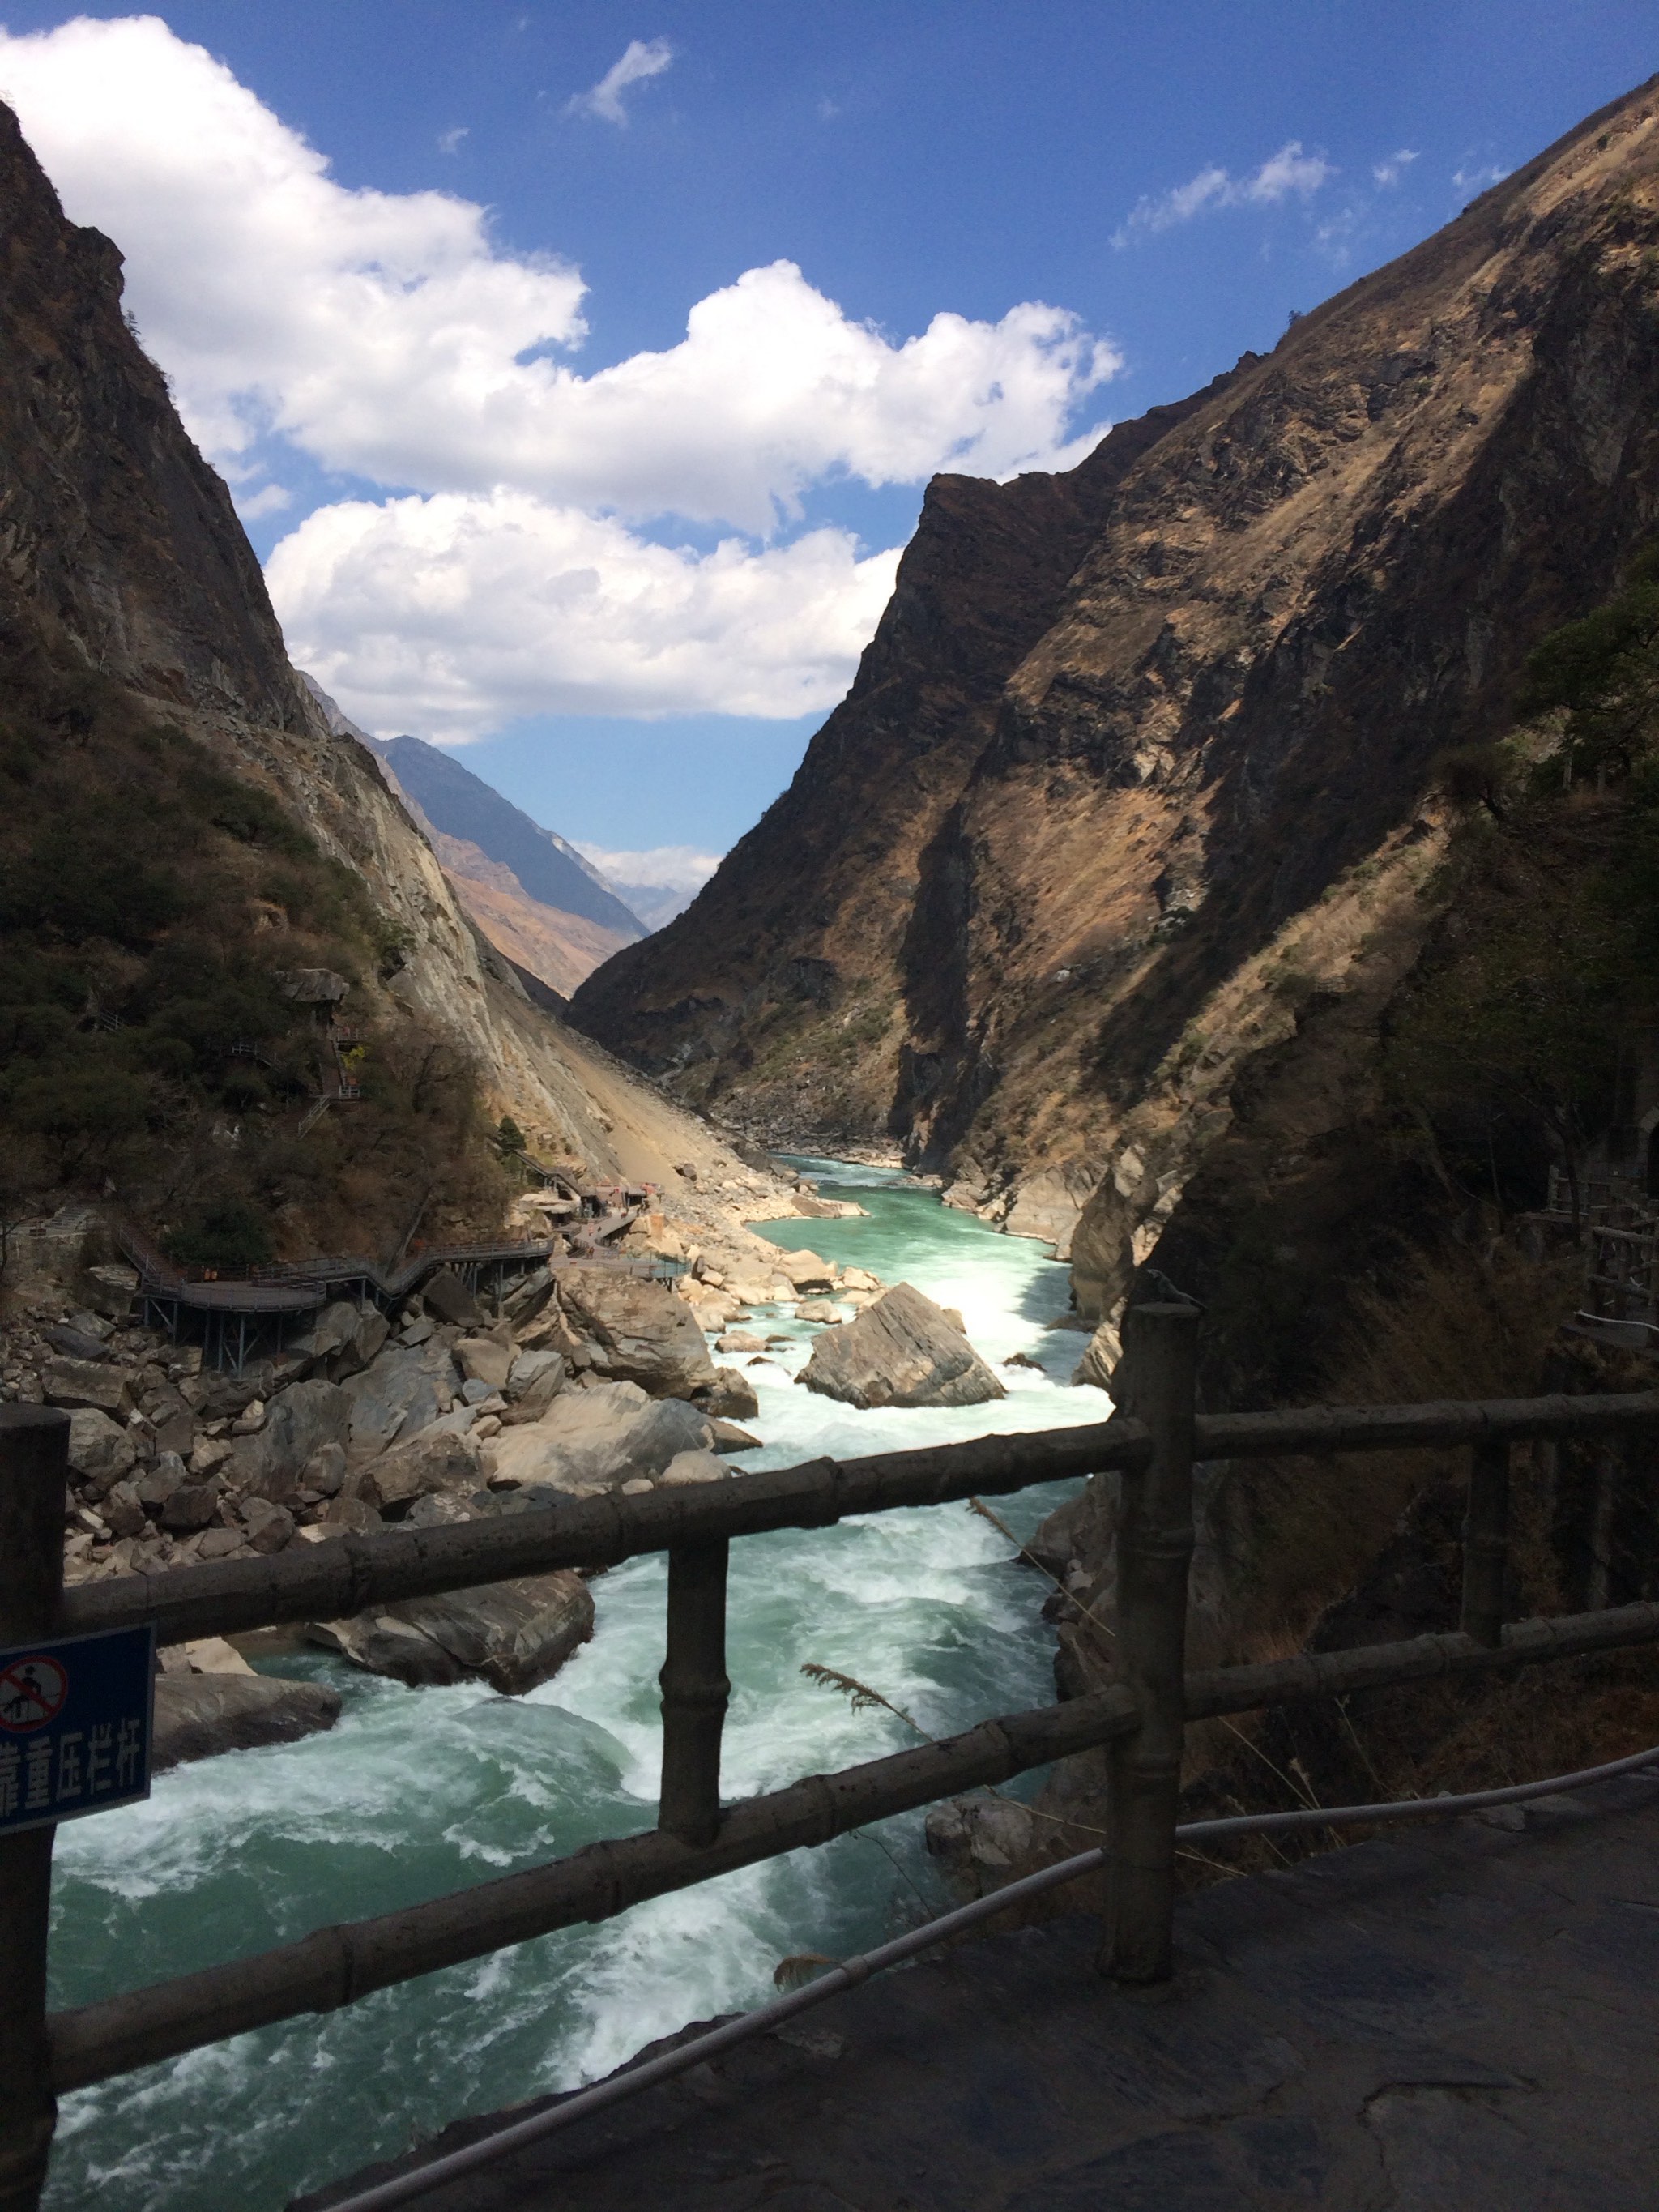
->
<box><xmin>3</xmin><ymin>49</ymin><xmax>1659</xmax><ymax>2212</ymax></box>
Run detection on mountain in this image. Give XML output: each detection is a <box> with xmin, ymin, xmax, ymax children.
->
<box><xmin>0</xmin><ymin>98</ymin><xmax>765</xmax><ymax>1262</ymax></box>
<box><xmin>308</xmin><ymin>712</ymin><xmax>649</xmax><ymax>998</ymax></box>
<box><xmin>574</xmin><ymin>75</ymin><xmax>1659</xmax><ymax>1299</ymax></box>
<box><xmin>378</xmin><ymin>739</ymin><xmax>647</xmax><ymax>999</ymax></box>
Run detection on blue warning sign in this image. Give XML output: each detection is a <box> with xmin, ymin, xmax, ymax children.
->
<box><xmin>0</xmin><ymin>1625</ymin><xmax>155</xmax><ymax>1835</ymax></box>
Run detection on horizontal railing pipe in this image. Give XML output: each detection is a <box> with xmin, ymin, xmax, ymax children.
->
<box><xmin>48</xmin><ymin>1682</ymin><xmax>1142</xmax><ymax>2091</ymax></box>
<box><xmin>60</xmin><ymin>1425</ymin><xmax>1146</xmax><ymax>1648</ymax></box>
<box><xmin>47</xmin><ymin>1594</ymin><xmax>1659</xmax><ymax>2095</ymax></box>
<box><xmin>59</xmin><ymin>1390</ymin><xmax>1659</xmax><ymax>1652</ymax></box>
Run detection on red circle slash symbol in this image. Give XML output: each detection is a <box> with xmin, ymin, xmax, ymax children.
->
<box><xmin>0</xmin><ymin>1656</ymin><xmax>68</xmax><ymax>1732</ymax></box>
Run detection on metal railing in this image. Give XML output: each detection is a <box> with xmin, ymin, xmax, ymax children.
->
<box><xmin>4</xmin><ymin>1313</ymin><xmax>1659</xmax><ymax>2209</ymax></box>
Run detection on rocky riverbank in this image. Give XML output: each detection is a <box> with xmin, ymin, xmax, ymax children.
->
<box><xmin>2</xmin><ymin>1178</ymin><xmax>1010</xmax><ymax>1763</ymax></box>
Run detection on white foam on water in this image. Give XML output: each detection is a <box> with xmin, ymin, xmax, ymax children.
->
<box><xmin>44</xmin><ymin>1159</ymin><xmax>1105</xmax><ymax>2210</ymax></box>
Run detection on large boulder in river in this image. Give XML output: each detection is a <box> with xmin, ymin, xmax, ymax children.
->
<box><xmin>308</xmin><ymin>1571</ymin><xmax>594</xmax><ymax>1693</ymax></box>
<box><xmin>799</xmin><ymin>1283</ymin><xmax>1006</xmax><ymax>1411</ymax></box>
<box><xmin>152</xmin><ymin>1672</ymin><xmax>343</xmax><ymax>1769</ymax></box>
<box><xmin>557</xmin><ymin>1266</ymin><xmax>716</xmax><ymax>1399</ymax></box>
<box><xmin>488</xmin><ymin>1379</ymin><xmax>712</xmax><ymax>1492</ymax></box>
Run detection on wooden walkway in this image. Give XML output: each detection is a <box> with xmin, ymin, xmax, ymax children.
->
<box><xmin>299</xmin><ymin>1771</ymin><xmax>1659</xmax><ymax>2212</ymax></box>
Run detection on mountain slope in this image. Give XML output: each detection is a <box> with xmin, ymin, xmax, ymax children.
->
<box><xmin>365</xmin><ymin>733</ymin><xmax>645</xmax><ymax>997</ymax></box>
<box><xmin>0</xmin><ymin>98</ymin><xmax>766</xmax><ymax>1258</ymax></box>
<box><xmin>575</xmin><ymin>76</ymin><xmax>1659</xmax><ymax>1296</ymax></box>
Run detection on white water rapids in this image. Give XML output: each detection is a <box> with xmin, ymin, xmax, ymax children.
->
<box><xmin>44</xmin><ymin>1159</ymin><xmax>1107</xmax><ymax>2211</ymax></box>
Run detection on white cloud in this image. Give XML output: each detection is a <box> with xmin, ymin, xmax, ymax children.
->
<box><xmin>232</xmin><ymin>482</ymin><xmax>292</xmax><ymax>520</ymax></box>
<box><xmin>0</xmin><ymin>18</ymin><xmax>1116</xmax><ymax>534</ymax></box>
<box><xmin>1372</xmin><ymin>147</ymin><xmax>1418</xmax><ymax>187</ymax></box>
<box><xmin>268</xmin><ymin>491</ymin><xmax>903</xmax><ymax>730</ymax></box>
<box><xmin>565</xmin><ymin>37</ymin><xmax>673</xmax><ymax>126</ymax></box>
<box><xmin>1114</xmin><ymin>140</ymin><xmax>1334</xmax><ymax>246</ymax></box>
<box><xmin>0</xmin><ymin>15</ymin><xmax>1121</xmax><ymax>733</ymax></box>
<box><xmin>437</xmin><ymin>125</ymin><xmax>468</xmax><ymax>155</ymax></box>
<box><xmin>1453</xmin><ymin>159</ymin><xmax>1511</xmax><ymax>200</ymax></box>
<box><xmin>0</xmin><ymin>16</ymin><xmax>588</xmax><ymax>474</ymax></box>
<box><xmin>576</xmin><ymin>843</ymin><xmax>722</xmax><ymax>895</ymax></box>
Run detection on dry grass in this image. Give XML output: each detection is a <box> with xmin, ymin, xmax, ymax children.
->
<box><xmin>1233</xmin><ymin>1237</ymin><xmax>1581</xmax><ymax>1654</ymax></box>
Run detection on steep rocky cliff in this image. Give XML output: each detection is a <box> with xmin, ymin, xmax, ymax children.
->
<box><xmin>0</xmin><ymin>99</ymin><xmax>761</xmax><ymax>1251</ymax></box>
<box><xmin>576</xmin><ymin>78</ymin><xmax>1659</xmax><ymax>1314</ymax></box>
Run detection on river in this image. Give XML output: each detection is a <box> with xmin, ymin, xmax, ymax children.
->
<box><xmin>44</xmin><ymin>1159</ymin><xmax>1105</xmax><ymax>2211</ymax></box>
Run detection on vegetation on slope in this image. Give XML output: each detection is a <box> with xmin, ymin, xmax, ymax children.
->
<box><xmin>0</xmin><ymin>643</ymin><xmax>510</xmax><ymax>1266</ymax></box>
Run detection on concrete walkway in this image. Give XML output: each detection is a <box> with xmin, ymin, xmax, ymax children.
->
<box><xmin>301</xmin><ymin>1774</ymin><xmax>1659</xmax><ymax>2212</ymax></box>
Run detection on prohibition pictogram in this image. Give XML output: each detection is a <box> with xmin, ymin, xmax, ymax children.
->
<box><xmin>0</xmin><ymin>1655</ymin><xmax>68</xmax><ymax>1732</ymax></box>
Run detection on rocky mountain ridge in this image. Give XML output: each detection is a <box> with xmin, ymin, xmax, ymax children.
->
<box><xmin>367</xmin><ymin>730</ymin><xmax>647</xmax><ymax>997</ymax></box>
<box><xmin>0</xmin><ymin>96</ymin><xmax>777</xmax><ymax>1250</ymax></box>
<box><xmin>575</xmin><ymin>77</ymin><xmax>1659</xmax><ymax>1351</ymax></box>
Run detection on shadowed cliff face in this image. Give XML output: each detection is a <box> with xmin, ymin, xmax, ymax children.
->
<box><xmin>575</xmin><ymin>77</ymin><xmax>1659</xmax><ymax>1313</ymax></box>
<box><xmin>0</xmin><ymin>101</ymin><xmax>757</xmax><ymax>1206</ymax></box>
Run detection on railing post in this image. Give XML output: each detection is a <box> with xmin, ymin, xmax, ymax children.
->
<box><xmin>658</xmin><ymin>1539</ymin><xmax>730</xmax><ymax>1847</ymax></box>
<box><xmin>0</xmin><ymin>1407</ymin><xmax>70</xmax><ymax>2212</ymax></box>
<box><xmin>1461</xmin><ymin>1438</ymin><xmax>1511</xmax><ymax>1649</ymax></box>
<box><xmin>1100</xmin><ymin>1302</ymin><xmax>1198</xmax><ymax>1985</ymax></box>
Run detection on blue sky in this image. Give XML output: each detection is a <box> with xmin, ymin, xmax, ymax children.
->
<box><xmin>0</xmin><ymin>2</ymin><xmax>1653</xmax><ymax>885</ymax></box>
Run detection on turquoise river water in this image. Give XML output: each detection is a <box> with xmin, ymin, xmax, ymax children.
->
<box><xmin>44</xmin><ymin>1159</ymin><xmax>1105</xmax><ymax>2211</ymax></box>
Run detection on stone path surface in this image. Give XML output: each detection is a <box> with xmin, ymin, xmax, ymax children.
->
<box><xmin>299</xmin><ymin>1774</ymin><xmax>1659</xmax><ymax>2211</ymax></box>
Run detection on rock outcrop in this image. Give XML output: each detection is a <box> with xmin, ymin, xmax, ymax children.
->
<box><xmin>153</xmin><ymin>1671</ymin><xmax>343</xmax><ymax>1770</ymax></box>
<box><xmin>799</xmin><ymin>1283</ymin><xmax>1005</xmax><ymax>1410</ymax></box>
<box><xmin>574</xmin><ymin>78</ymin><xmax>1659</xmax><ymax>1328</ymax></box>
<box><xmin>309</xmin><ymin>1570</ymin><xmax>594</xmax><ymax>1695</ymax></box>
<box><xmin>553</xmin><ymin>1268</ymin><xmax>717</xmax><ymax>1399</ymax></box>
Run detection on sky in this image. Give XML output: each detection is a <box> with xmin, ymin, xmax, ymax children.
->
<box><xmin>0</xmin><ymin>2</ymin><xmax>1653</xmax><ymax>895</ymax></box>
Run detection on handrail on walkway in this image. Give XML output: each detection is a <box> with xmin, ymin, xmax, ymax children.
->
<box><xmin>3</xmin><ymin>1319</ymin><xmax>1659</xmax><ymax>2208</ymax></box>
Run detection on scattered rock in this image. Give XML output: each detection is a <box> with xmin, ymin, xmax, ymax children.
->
<box><xmin>161</xmin><ymin>1480</ymin><xmax>222</xmax><ymax>1533</ymax></box>
<box><xmin>152</xmin><ymin>1673</ymin><xmax>343</xmax><ymax>1770</ymax></box>
<box><xmin>455</xmin><ymin>1335</ymin><xmax>514</xmax><ymax>1390</ymax></box>
<box><xmin>795</xmin><ymin>1300</ymin><xmax>846</xmax><ymax>1324</ymax></box>
<box><xmin>1004</xmin><ymin>1352</ymin><xmax>1045</xmax><ymax>1371</ymax></box>
<box><xmin>657</xmin><ymin>1450</ymin><xmax>727</xmax><ymax>1486</ymax></box>
<box><xmin>66</xmin><ymin>1407</ymin><xmax>138</xmax><ymax>1494</ymax></box>
<box><xmin>297</xmin><ymin>1300</ymin><xmax>390</xmax><ymax>1381</ymax></box>
<box><xmin>799</xmin><ymin>1283</ymin><xmax>1007</xmax><ymax>1411</ymax></box>
<box><xmin>340</xmin><ymin>1339</ymin><xmax>460</xmax><ymax>1454</ymax></box>
<box><xmin>80</xmin><ymin>1262</ymin><xmax>139</xmax><ymax>1321</ymax></box>
<box><xmin>134</xmin><ymin>1452</ymin><xmax>188</xmax><ymax>1509</ymax></box>
<box><xmin>102</xmin><ymin>1482</ymin><xmax>147</xmax><ymax>1539</ymax></box>
<box><xmin>369</xmin><ymin>1428</ymin><xmax>487</xmax><ymax>1510</ymax></box>
<box><xmin>707</xmin><ymin>1418</ymin><xmax>762</xmax><ymax>1453</ymax></box>
<box><xmin>309</xmin><ymin>1571</ymin><xmax>594</xmax><ymax>1693</ymax></box>
<box><xmin>556</xmin><ymin>1267</ymin><xmax>717</xmax><ymax>1399</ymax></box>
<box><xmin>774</xmin><ymin>1249</ymin><xmax>838</xmax><ymax>1293</ymax></box>
<box><xmin>42</xmin><ymin>1356</ymin><xmax>132</xmax><ymax>1418</ymax></box>
<box><xmin>420</xmin><ymin>1268</ymin><xmax>484</xmax><ymax>1328</ymax></box>
<box><xmin>697</xmin><ymin>1366</ymin><xmax>760</xmax><ymax>1420</ymax></box>
<box><xmin>488</xmin><ymin>1380</ymin><xmax>712</xmax><ymax>1492</ymax></box>
<box><xmin>714</xmin><ymin>1332</ymin><xmax>766</xmax><ymax>1354</ymax></box>
<box><xmin>241</xmin><ymin>1498</ymin><xmax>296</xmax><ymax>1553</ymax></box>
<box><xmin>44</xmin><ymin>1323</ymin><xmax>109</xmax><ymax>1363</ymax></box>
<box><xmin>228</xmin><ymin>1379</ymin><xmax>353</xmax><ymax>1499</ymax></box>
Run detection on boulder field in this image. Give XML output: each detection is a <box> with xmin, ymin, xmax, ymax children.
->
<box><xmin>4</xmin><ymin>1205</ymin><xmax>1003</xmax><ymax>1762</ymax></box>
